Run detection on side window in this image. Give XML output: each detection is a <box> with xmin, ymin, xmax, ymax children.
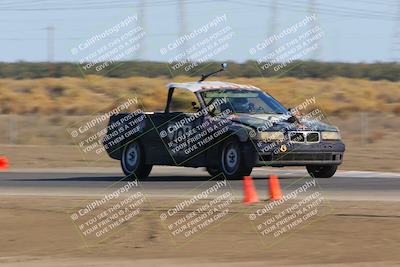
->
<box><xmin>170</xmin><ymin>89</ymin><xmax>200</xmax><ymax>113</ymax></box>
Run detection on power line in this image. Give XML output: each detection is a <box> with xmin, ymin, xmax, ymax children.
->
<box><xmin>343</xmin><ymin>0</ymin><xmax>398</xmax><ymax>6</ymax></box>
<box><xmin>293</xmin><ymin>0</ymin><xmax>397</xmax><ymax>17</ymax></box>
<box><xmin>229</xmin><ymin>0</ymin><xmax>400</xmax><ymax>21</ymax></box>
<box><xmin>0</xmin><ymin>0</ymin><xmax>216</xmax><ymax>11</ymax></box>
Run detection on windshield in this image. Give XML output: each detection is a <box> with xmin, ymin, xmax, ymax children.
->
<box><xmin>200</xmin><ymin>89</ymin><xmax>288</xmax><ymax>115</ymax></box>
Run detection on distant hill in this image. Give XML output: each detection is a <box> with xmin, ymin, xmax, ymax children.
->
<box><xmin>0</xmin><ymin>60</ymin><xmax>399</xmax><ymax>81</ymax></box>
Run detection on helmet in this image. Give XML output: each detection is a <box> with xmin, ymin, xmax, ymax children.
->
<box><xmin>230</xmin><ymin>97</ymin><xmax>249</xmax><ymax>112</ymax></box>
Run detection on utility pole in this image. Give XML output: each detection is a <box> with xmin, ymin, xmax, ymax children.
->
<box><xmin>178</xmin><ymin>1</ymin><xmax>187</xmax><ymax>61</ymax></box>
<box><xmin>308</xmin><ymin>0</ymin><xmax>321</xmax><ymax>61</ymax></box>
<box><xmin>46</xmin><ymin>25</ymin><xmax>55</xmax><ymax>76</ymax></box>
<box><xmin>268</xmin><ymin>0</ymin><xmax>278</xmax><ymax>55</ymax></box>
<box><xmin>137</xmin><ymin>0</ymin><xmax>146</xmax><ymax>60</ymax></box>
<box><xmin>392</xmin><ymin>0</ymin><xmax>400</xmax><ymax>61</ymax></box>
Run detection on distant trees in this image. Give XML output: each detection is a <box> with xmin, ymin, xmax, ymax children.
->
<box><xmin>0</xmin><ymin>60</ymin><xmax>398</xmax><ymax>81</ymax></box>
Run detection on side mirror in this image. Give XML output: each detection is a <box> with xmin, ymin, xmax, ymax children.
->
<box><xmin>191</xmin><ymin>101</ymin><xmax>199</xmax><ymax>110</ymax></box>
<box><xmin>287</xmin><ymin>108</ymin><xmax>301</xmax><ymax>123</ymax></box>
<box><xmin>287</xmin><ymin>115</ymin><xmax>297</xmax><ymax>123</ymax></box>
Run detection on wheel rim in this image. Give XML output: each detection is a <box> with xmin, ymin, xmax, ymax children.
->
<box><xmin>222</xmin><ymin>143</ymin><xmax>239</xmax><ymax>175</ymax></box>
<box><xmin>122</xmin><ymin>143</ymin><xmax>140</xmax><ymax>173</ymax></box>
<box><xmin>314</xmin><ymin>166</ymin><xmax>325</xmax><ymax>173</ymax></box>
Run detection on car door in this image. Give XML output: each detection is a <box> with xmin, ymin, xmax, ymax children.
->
<box><xmin>142</xmin><ymin>88</ymin><xmax>205</xmax><ymax>166</ymax></box>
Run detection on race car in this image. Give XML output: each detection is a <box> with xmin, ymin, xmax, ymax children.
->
<box><xmin>104</xmin><ymin>64</ymin><xmax>345</xmax><ymax>179</ymax></box>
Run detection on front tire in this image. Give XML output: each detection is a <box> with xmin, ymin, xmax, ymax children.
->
<box><xmin>121</xmin><ymin>141</ymin><xmax>152</xmax><ymax>179</ymax></box>
<box><xmin>306</xmin><ymin>165</ymin><xmax>337</xmax><ymax>178</ymax></box>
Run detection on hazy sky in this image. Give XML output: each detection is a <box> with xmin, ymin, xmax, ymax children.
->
<box><xmin>0</xmin><ymin>0</ymin><xmax>398</xmax><ymax>63</ymax></box>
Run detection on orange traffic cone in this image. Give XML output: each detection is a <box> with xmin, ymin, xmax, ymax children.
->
<box><xmin>243</xmin><ymin>176</ymin><xmax>259</xmax><ymax>204</ymax></box>
<box><xmin>269</xmin><ymin>174</ymin><xmax>282</xmax><ymax>200</ymax></box>
<box><xmin>0</xmin><ymin>157</ymin><xmax>9</xmax><ymax>170</ymax></box>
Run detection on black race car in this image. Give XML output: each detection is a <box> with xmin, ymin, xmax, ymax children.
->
<box><xmin>104</xmin><ymin>64</ymin><xmax>345</xmax><ymax>179</ymax></box>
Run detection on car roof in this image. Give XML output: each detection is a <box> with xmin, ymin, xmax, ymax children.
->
<box><xmin>167</xmin><ymin>81</ymin><xmax>261</xmax><ymax>93</ymax></box>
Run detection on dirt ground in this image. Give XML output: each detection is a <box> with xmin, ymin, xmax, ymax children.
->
<box><xmin>1</xmin><ymin>135</ymin><xmax>399</xmax><ymax>172</ymax></box>
<box><xmin>1</xmin><ymin>196</ymin><xmax>399</xmax><ymax>266</ymax></box>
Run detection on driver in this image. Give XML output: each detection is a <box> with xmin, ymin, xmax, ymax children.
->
<box><xmin>230</xmin><ymin>97</ymin><xmax>250</xmax><ymax>113</ymax></box>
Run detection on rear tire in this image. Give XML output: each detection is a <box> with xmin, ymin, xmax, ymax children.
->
<box><xmin>306</xmin><ymin>165</ymin><xmax>337</xmax><ymax>178</ymax></box>
<box><xmin>121</xmin><ymin>141</ymin><xmax>152</xmax><ymax>180</ymax></box>
<box><xmin>217</xmin><ymin>138</ymin><xmax>253</xmax><ymax>179</ymax></box>
<box><xmin>207</xmin><ymin>166</ymin><xmax>252</xmax><ymax>178</ymax></box>
<box><xmin>206</xmin><ymin>167</ymin><xmax>221</xmax><ymax>177</ymax></box>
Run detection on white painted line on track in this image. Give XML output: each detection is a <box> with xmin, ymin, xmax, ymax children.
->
<box><xmin>1</xmin><ymin>167</ymin><xmax>400</xmax><ymax>178</ymax></box>
<box><xmin>251</xmin><ymin>168</ymin><xmax>400</xmax><ymax>178</ymax></box>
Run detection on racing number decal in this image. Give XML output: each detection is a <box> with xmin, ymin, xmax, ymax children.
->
<box><xmin>170</xmin><ymin>125</ymin><xmax>191</xmax><ymax>142</ymax></box>
<box><xmin>167</xmin><ymin>125</ymin><xmax>193</xmax><ymax>156</ymax></box>
<box><xmin>280</xmin><ymin>144</ymin><xmax>288</xmax><ymax>152</ymax></box>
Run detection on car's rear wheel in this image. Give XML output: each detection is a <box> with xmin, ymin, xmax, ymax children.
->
<box><xmin>206</xmin><ymin>167</ymin><xmax>221</xmax><ymax>177</ymax></box>
<box><xmin>306</xmin><ymin>165</ymin><xmax>337</xmax><ymax>178</ymax></box>
<box><xmin>217</xmin><ymin>138</ymin><xmax>252</xmax><ymax>179</ymax></box>
<box><xmin>121</xmin><ymin>141</ymin><xmax>152</xmax><ymax>179</ymax></box>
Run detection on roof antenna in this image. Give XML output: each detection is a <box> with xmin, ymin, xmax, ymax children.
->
<box><xmin>198</xmin><ymin>63</ymin><xmax>228</xmax><ymax>82</ymax></box>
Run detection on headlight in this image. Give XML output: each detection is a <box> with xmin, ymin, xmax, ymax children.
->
<box><xmin>321</xmin><ymin>131</ymin><xmax>341</xmax><ymax>140</ymax></box>
<box><xmin>259</xmin><ymin>131</ymin><xmax>284</xmax><ymax>141</ymax></box>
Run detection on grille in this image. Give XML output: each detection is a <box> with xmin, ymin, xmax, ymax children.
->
<box><xmin>307</xmin><ymin>132</ymin><xmax>319</xmax><ymax>143</ymax></box>
<box><xmin>289</xmin><ymin>132</ymin><xmax>305</xmax><ymax>142</ymax></box>
<box><xmin>289</xmin><ymin>132</ymin><xmax>320</xmax><ymax>143</ymax></box>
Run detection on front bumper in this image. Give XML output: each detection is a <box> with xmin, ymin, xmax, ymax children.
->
<box><xmin>253</xmin><ymin>140</ymin><xmax>345</xmax><ymax>167</ymax></box>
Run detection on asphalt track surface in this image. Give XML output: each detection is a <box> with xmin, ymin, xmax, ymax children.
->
<box><xmin>1</xmin><ymin>167</ymin><xmax>399</xmax><ymax>201</ymax></box>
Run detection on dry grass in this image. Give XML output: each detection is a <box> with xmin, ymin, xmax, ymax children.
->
<box><xmin>0</xmin><ymin>76</ymin><xmax>399</xmax><ymax>115</ymax></box>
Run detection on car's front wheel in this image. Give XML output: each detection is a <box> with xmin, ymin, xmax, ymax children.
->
<box><xmin>217</xmin><ymin>138</ymin><xmax>252</xmax><ymax>179</ymax></box>
<box><xmin>121</xmin><ymin>141</ymin><xmax>152</xmax><ymax>179</ymax></box>
<box><xmin>306</xmin><ymin>165</ymin><xmax>337</xmax><ymax>178</ymax></box>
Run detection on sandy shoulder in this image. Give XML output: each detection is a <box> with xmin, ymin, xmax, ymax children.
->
<box><xmin>1</xmin><ymin>196</ymin><xmax>399</xmax><ymax>266</ymax></box>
